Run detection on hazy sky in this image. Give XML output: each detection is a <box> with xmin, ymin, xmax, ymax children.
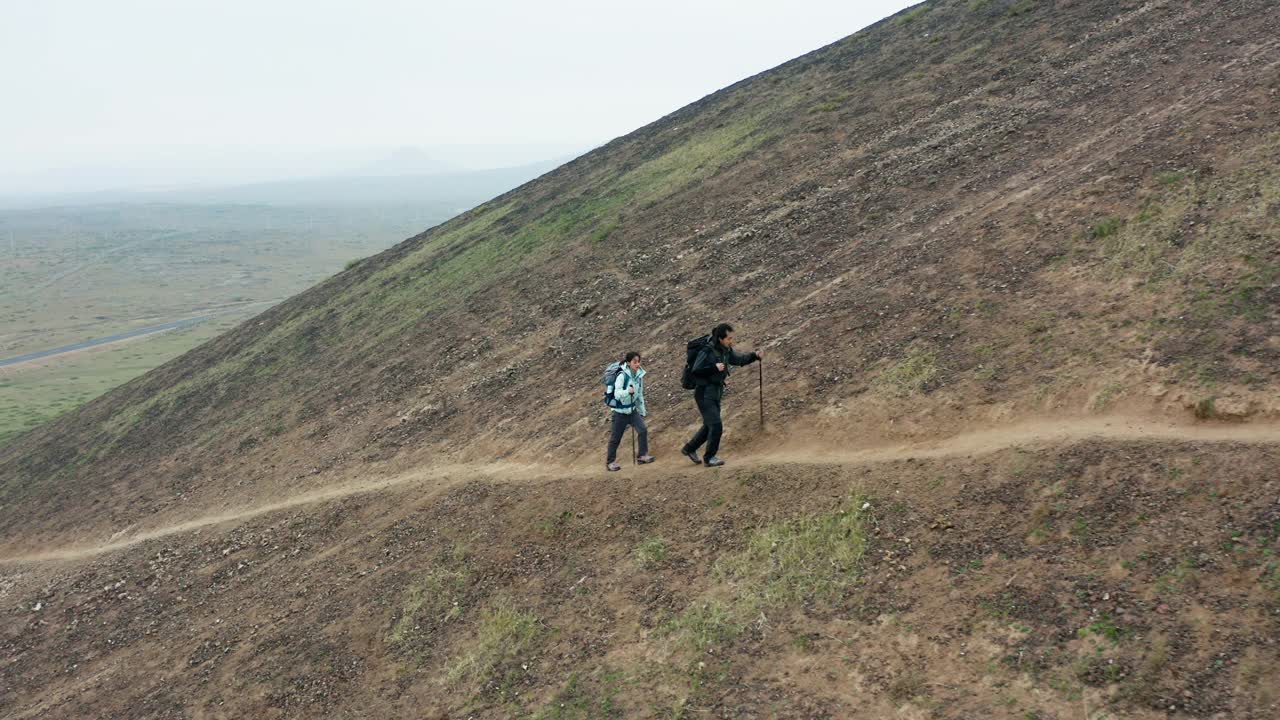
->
<box><xmin>2</xmin><ymin>0</ymin><xmax>916</xmax><ymax>191</ymax></box>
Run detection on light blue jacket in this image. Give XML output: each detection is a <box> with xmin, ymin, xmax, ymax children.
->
<box><xmin>612</xmin><ymin>366</ymin><xmax>647</xmax><ymax>416</ymax></box>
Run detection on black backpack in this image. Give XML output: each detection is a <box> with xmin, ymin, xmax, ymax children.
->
<box><xmin>681</xmin><ymin>335</ymin><xmax>712</xmax><ymax>390</ymax></box>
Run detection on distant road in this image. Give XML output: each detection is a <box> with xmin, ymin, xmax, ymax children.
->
<box><xmin>0</xmin><ymin>316</ymin><xmax>210</xmax><ymax>368</ymax></box>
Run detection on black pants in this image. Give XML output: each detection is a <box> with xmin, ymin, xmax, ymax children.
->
<box><xmin>683</xmin><ymin>384</ymin><xmax>723</xmax><ymax>459</ymax></box>
<box><xmin>607</xmin><ymin>411</ymin><xmax>648</xmax><ymax>463</ymax></box>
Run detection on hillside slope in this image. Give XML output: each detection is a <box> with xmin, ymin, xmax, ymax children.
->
<box><xmin>3</xmin><ymin>1</ymin><xmax>1280</xmax><ymax>717</ymax></box>
<box><xmin>3</xmin><ymin>0</ymin><xmax>1279</xmax><ymax>544</ymax></box>
<box><xmin>4</xmin><ymin>420</ymin><xmax>1280</xmax><ymax>718</ymax></box>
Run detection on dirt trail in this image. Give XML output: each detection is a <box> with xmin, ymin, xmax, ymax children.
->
<box><xmin>5</xmin><ymin>415</ymin><xmax>1278</xmax><ymax>565</ymax></box>
<box><xmin>743</xmin><ymin>414</ymin><xmax>1280</xmax><ymax>465</ymax></box>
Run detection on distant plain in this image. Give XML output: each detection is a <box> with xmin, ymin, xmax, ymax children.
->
<box><xmin>0</xmin><ymin>200</ymin><xmax>460</xmax><ymax>445</ymax></box>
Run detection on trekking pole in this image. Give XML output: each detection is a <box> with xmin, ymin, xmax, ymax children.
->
<box><xmin>758</xmin><ymin>359</ymin><xmax>765</xmax><ymax>430</ymax></box>
<box><xmin>631</xmin><ymin>424</ymin><xmax>637</xmax><ymax>466</ymax></box>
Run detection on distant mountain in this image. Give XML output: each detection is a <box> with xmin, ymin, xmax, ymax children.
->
<box><xmin>348</xmin><ymin>146</ymin><xmax>457</xmax><ymax>176</ymax></box>
<box><xmin>0</xmin><ymin>158</ymin><xmax>569</xmax><ymax>209</ymax></box>
<box><xmin>154</xmin><ymin>159</ymin><xmax>566</xmax><ymax>206</ymax></box>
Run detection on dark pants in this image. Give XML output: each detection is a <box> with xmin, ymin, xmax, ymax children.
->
<box><xmin>607</xmin><ymin>411</ymin><xmax>648</xmax><ymax>463</ymax></box>
<box><xmin>683</xmin><ymin>384</ymin><xmax>723</xmax><ymax>459</ymax></box>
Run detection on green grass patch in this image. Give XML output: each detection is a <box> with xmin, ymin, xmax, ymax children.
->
<box><xmin>1078</xmin><ymin>614</ymin><xmax>1125</xmax><ymax>644</ymax></box>
<box><xmin>1007</xmin><ymin>0</ymin><xmax>1037</xmax><ymax>16</ymax></box>
<box><xmin>814</xmin><ymin>93</ymin><xmax>851</xmax><ymax>113</ymax></box>
<box><xmin>532</xmin><ymin>669</ymin><xmax>626</xmax><ymax>719</ymax></box>
<box><xmin>447</xmin><ymin>596</ymin><xmax>542</xmax><ymax>688</ymax></box>
<box><xmin>1099</xmin><ymin>141</ymin><xmax>1279</xmax><ymax>298</ymax></box>
<box><xmin>664</xmin><ymin>498</ymin><xmax>868</xmax><ymax>652</ymax></box>
<box><xmin>715</xmin><ymin>503</ymin><xmax>868</xmax><ymax>606</ymax></box>
<box><xmin>1089</xmin><ymin>217</ymin><xmax>1123</xmax><ymax>240</ymax></box>
<box><xmin>897</xmin><ymin>4</ymin><xmax>931</xmax><ymax>25</ymax></box>
<box><xmin>1227</xmin><ymin>261</ymin><xmax>1280</xmax><ymax>321</ymax></box>
<box><xmin>665</xmin><ymin>600</ymin><xmax>742</xmax><ymax>652</ymax></box>
<box><xmin>634</xmin><ymin>536</ymin><xmax>670</xmax><ymax>568</ymax></box>
<box><xmin>1194</xmin><ymin>397</ymin><xmax>1217</xmax><ymax>420</ymax></box>
<box><xmin>1259</xmin><ymin>562</ymin><xmax>1280</xmax><ymax>604</ymax></box>
<box><xmin>389</xmin><ymin>565</ymin><xmax>471</xmax><ymax>646</ymax></box>
<box><xmin>538</xmin><ymin>510</ymin><xmax>575</xmax><ymax>539</ymax></box>
<box><xmin>876</xmin><ymin>349</ymin><xmax>940</xmax><ymax>397</ymax></box>
<box><xmin>1090</xmin><ymin>382</ymin><xmax>1125</xmax><ymax>411</ymax></box>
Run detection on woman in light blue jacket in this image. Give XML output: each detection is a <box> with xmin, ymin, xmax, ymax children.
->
<box><xmin>607</xmin><ymin>351</ymin><xmax>654</xmax><ymax>471</ymax></box>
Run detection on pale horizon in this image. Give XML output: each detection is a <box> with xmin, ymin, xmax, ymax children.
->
<box><xmin>2</xmin><ymin>0</ymin><xmax>917</xmax><ymax>195</ymax></box>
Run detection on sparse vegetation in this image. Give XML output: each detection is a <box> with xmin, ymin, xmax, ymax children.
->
<box><xmin>1155</xmin><ymin>556</ymin><xmax>1199</xmax><ymax>594</ymax></box>
<box><xmin>1089</xmin><ymin>217</ymin><xmax>1123</xmax><ymax>240</ymax></box>
<box><xmin>877</xmin><ymin>349</ymin><xmax>940</xmax><ymax>397</ymax></box>
<box><xmin>1027</xmin><ymin>501</ymin><xmax>1053</xmax><ymax>541</ymax></box>
<box><xmin>897</xmin><ymin>5</ymin><xmax>931</xmax><ymax>26</ymax></box>
<box><xmin>1120</xmin><ymin>634</ymin><xmax>1169</xmax><ymax>704</ymax></box>
<box><xmin>1008</xmin><ymin>0</ymin><xmax>1037</xmax><ymax>17</ymax></box>
<box><xmin>591</xmin><ymin>222</ymin><xmax>619</xmax><ymax>243</ymax></box>
<box><xmin>716</xmin><ymin>501</ymin><xmax>867</xmax><ymax>606</ymax></box>
<box><xmin>634</xmin><ymin>536</ymin><xmax>670</xmax><ymax>568</ymax></box>
<box><xmin>539</xmin><ymin>510</ymin><xmax>575</xmax><ymax>538</ymax></box>
<box><xmin>812</xmin><ymin>93</ymin><xmax>850</xmax><ymax>114</ymax></box>
<box><xmin>888</xmin><ymin>670</ymin><xmax>928</xmax><ymax>703</ymax></box>
<box><xmin>666</xmin><ymin>500</ymin><xmax>868</xmax><ymax>652</ymax></box>
<box><xmin>1090</xmin><ymin>382</ymin><xmax>1125</xmax><ymax>411</ymax></box>
<box><xmin>389</xmin><ymin>565</ymin><xmax>470</xmax><ymax>646</ymax></box>
<box><xmin>447</xmin><ymin>596</ymin><xmax>542</xmax><ymax>688</ymax></box>
<box><xmin>532</xmin><ymin>670</ymin><xmax>626</xmax><ymax>719</ymax></box>
<box><xmin>1194</xmin><ymin>396</ymin><xmax>1217</xmax><ymax>420</ymax></box>
<box><xmin>1259</xmin><ymin>562</ymin><xmax>1280</xmax><ymax>603</ymax></box>
<box><xmin>1078</xmin><ymin>615</ymin><xmax>1124</xmax><ymax>644</ymax></box>
<box><xmin>664</xmin><ymin>600</ymin><xmax>742</xmax><ymax>652</ymax></box>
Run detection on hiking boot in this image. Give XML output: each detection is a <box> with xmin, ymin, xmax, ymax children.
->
<box><xmin>637</xmin><ymin>454</ymin><xmax>656</xmax><ymax>464</ymax></box>
<box><xmin>606</xmin><ymin>461</ymin><xmax>622</xmax><ymax>472</ymax></box>
<box><xmin>703</xmin><ymin>456</ymin><xmax>725</xmax><ymax>467</ymax></box>
<box><xmin>682</xmin><ymin>448</ymin><xmax>701</xmax><ymax>465</ymax></box>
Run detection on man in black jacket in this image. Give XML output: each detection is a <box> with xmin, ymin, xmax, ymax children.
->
<box><xmin>681</xmin><ymin>323</ymin><xmax>762</xmax><ymax>467</ymax></box>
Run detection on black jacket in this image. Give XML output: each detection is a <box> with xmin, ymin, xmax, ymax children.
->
<box><xmin>691</xmin><ymin>341</ymin><xmax>759</xmax><ymax>394</ymax></box>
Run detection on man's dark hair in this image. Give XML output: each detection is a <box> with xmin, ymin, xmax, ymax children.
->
<box><xmin>711</xmin><ymin>323</ymin><xmax>734</xmax><ymax>342</ymax></box>
<box><xmin>624</xmin><ymin>351</ymin><xmax>641</xmax><ymax>363</ymax></box>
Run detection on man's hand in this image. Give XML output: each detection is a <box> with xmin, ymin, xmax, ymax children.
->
<box><xmin>755</xmin><ymin>351</ymin><xmax>764</xmax><ymax>361</ymax></box>
<box><xmin>715</xmin><ymin>362</ymin><xmax>726</xmax><ymax>372</ymax></box>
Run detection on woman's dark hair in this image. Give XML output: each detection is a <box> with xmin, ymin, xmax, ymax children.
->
<box><xmin>624</xmin><ymin>351</ymin><xmax>641</xmax><ymax>363</ymax></box>
<box><xmin>712</xmin><ymin>323</ymin><xmax>735</xmax><ymax>342</ymax></box>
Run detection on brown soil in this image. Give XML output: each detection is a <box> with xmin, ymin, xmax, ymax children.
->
<box><xmin>4</xmin><ymin>419</ymin><xmax>1280</xmax><ymax>718</ymax></box>
<box><xmin>4</xmin><ymin>0</ymin><xmax>1280</xmax><ymax>717</ymax></box>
